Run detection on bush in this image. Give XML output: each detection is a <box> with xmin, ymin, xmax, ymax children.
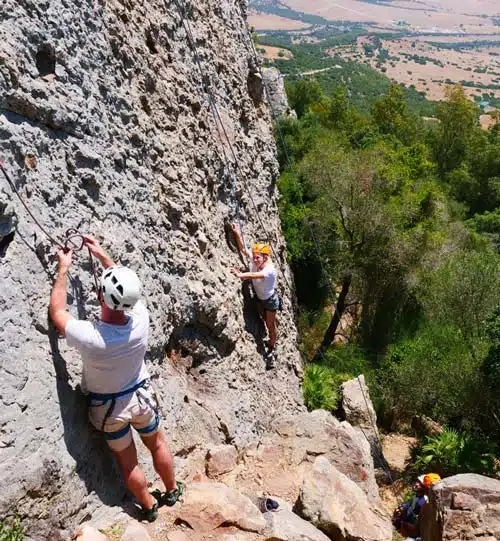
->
<box><xmin>376</xmin><ymin>322</ymin><xmax>481</xmax><ymax>428</ymax></box>
<box><xmin>303</xmin><ymin>363</ymin><xmax>351</xmax><ymax>411</ymax></box>
<box><xmin>409</xmin><ymin>428</ymin><xmax>499</xmax><ymax>478</ymax></box>
<box><xmin>0</xmin><ymin>518</ymin><xmax>25</xmax><ymax>541</ymax></box>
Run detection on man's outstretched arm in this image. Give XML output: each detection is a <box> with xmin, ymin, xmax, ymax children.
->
<box><xmin>49</xmin><ymin>248</ymin><xmax>74</xmax><ymax>336</ymax></box>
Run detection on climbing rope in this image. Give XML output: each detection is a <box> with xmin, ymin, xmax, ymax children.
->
<box><xmin>0</xmin><ymin>161</ymin><xmax>100</xmax><ymax>297</ymax></box>
<box><xmin>171</xmin><ymin>0</ymin><xmax>271</xmax><ymax>244</ymax></box>
<box><xmin>237</xmin><ymin>13</ymin><xmax>398</xmax><ymax>489</ymax></box>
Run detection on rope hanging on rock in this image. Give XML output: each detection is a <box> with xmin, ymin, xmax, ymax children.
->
<box><xmin>0</xmin><ymin>160</ymin><xmax>100</xmax><ymax>297</ymax></box>
<box><xmin>171</xmin><ymin>0</ymin><xmax>272</xmax><ymax>244</ymax></box>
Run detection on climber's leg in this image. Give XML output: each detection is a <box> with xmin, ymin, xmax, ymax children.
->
<box><xmin>113</xmin><ymin>441</ymin><xmax>155</xmax><ymax>510</ymax></box>
<box><xmin>264</xmin><ymin>310</ymin><xmax>277</xmax><ymax>350</ymax></box>
<box><xmin>141</xmin><ymin>431</ymin><xmax>177</xmax><ymax>492</ymax></box>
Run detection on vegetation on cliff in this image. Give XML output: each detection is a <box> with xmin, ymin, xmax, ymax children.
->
<box><xmin>276</xmin><ymin>79</ymin><xmax>500</xmax><ymax>476</ymax></box>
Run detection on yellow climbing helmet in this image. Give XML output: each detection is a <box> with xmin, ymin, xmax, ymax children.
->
<box><xmin>252</xmin><ymin>243</ymin><xmax>271</xmax><ymax>256</ymax></box>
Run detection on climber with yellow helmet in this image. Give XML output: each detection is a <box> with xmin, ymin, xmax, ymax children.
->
<box><xmin>231</xmin><ymin>224</ymin><xmax>279</xmax><ymax>367</ymax></box>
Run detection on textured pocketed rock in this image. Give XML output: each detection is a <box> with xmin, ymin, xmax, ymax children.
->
<box><xmin>263</xmin><ymin>509</ymin><xmax>331</xmax><ymax>541</ymax></box>
<box><xmin>206</xmin><ymin>444</ymin><xmax>238</xmax><ymax>478</ymax></box>
<box><xmin>0</xmin><ymin>0</ymin><xmax>305</xmax><ymax>537</ymax></box>
<box><xmin>298</xmin><ymin>456</ymin><xmax>392</xmax><ymax>541</ymax></box>
<box><xmin>177</xmin><ymin>482</ymin><xmax>266</xmax><ymax>532</ymax></box>
<box><xmin>420</xmin><ymin>474</ymin><xmax>500</xmax><ymax>541</ymax></box>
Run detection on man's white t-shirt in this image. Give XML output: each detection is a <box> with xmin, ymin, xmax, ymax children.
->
<box><xmin>65</xmin><ymin>300</ymin><xmax>150</xmax><ymax>395</ymax></box>
<box><xmin>250</xmin><ymin>259</ymin><xmax>277</xmax><ymax>300</ymax></box>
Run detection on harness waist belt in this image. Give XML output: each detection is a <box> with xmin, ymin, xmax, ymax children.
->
<box><xmin>87</xmin><ymin>379</ymin><xmax>147</xmax><ymax>401</ymax></box>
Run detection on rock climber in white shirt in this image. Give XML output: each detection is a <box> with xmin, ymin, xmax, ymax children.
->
<box><xmin>49</xmin><ymin>235</ymin><xmax>182</xmax><ymax>522</ymax></box>
<box><xmin>231</xmin><ymin>223</ymin><xmax>279</xmax><ymax>367</ymax></box>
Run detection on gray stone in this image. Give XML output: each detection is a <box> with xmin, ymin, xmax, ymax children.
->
<box><xmin>263</xmin><ymin>509</ymin><xmax>331</xmax><ymax>541</ymax></box>
<box><xmin>298</xmin><ymin>456</ymin><xmax>392</xmax><ymax>541</ymax></box>
<box><xmin>269</xmin><ymin>410</ymin><xmax>380</xmax><ymax>503</ymax></box>
<box><xmin>0</xmin><ymin>0</ymin><xmax>304</xmax><ymax>537</ymax></box>
<box><xmin>261</xmin><ymin>68</ymin><xmax>292</xmax><ymax>117</ymax></box>
<box><xmin>421</xmin><ymin>474</ymin><xmax>500</xmax><ymax>541</ymax></box>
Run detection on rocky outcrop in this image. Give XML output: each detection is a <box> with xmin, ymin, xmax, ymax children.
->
<box><xmin>298</xmin><ymin>456</ymin><xmax>392</xmax><ymax>541</ymax></box>
<box><xmin>261</xmin><ymin>68</ymin><xmax>293</xmax><ymax>118</ymax></box>
<box><xmin>341</xmin><ymin>375</ymin><xmax>381</xmax><ymax>462</ymax></box>
<box><xmin>267</xmin><ymin>410</ymin><xmax>380</xmax><ymax>502</ymax></box>
<box><xmin>0</xmin><ymin>0</ymin><xmax>304</xmax><ymax>537</ymax></box>
<box><xmin>206</xmin><ymin>444</ymin><xmax>239</xmax><ymax>478</ymax></box>
<box><xmin>421</xmin><ymin>474</ymin><xmax>500</xmax><ymax>541</ymax></box>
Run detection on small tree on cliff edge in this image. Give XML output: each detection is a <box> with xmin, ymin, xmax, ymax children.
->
<box><xmin>300</xmin><ymin>140</ymin><xmax>444</xmax><ymax>357</ymax></box>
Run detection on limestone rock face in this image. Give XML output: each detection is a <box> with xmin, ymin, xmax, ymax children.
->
<box><xmin>298</xmin><ymin>456</ymin><xmax>392</xmax><ymax>541</ymax></box>
<box><xmin>0</xmin><ymin>0</ymin><xmax>303</xmax><ymax>537</ymax></box>
<box><xmin>421</xmin><ymin>474</ymin><xmax>500</xmax><ymax>541</ymax></box>
<box><xmin>177</xmin><ymin>482</ymin><xmax>267</xmax><ymax>533</ymax></box>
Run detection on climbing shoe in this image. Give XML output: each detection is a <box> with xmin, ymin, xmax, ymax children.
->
<box><xmin>164</xmin><ymin>480</ymin><xmax>184</xmax><ymax>506</ymax></box>
<box><xmin>152</xmin><ymin>481</ymin><xmax>185</xmax><ymax>508</ymax></box>
<box><xmin>265</xmin><ymin>350</ymin><xmax>276</xmax><ymax>370</ymax></box>
<box><xmin>140</xmin><ymin>502</ymin><xmax>158</xmax><ymax>523</ymax></box>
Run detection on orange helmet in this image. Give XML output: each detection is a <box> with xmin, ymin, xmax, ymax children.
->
<box><xmin>252</xmin><ymin>243</ymin><xmax>271</xmax><ymax>256</ymax></box>
<box><xmin>418</xmin><ymin>473</ymin><xmax>441</xmax><ymax>487</ymax></box>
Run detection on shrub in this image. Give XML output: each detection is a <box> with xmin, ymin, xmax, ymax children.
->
<box><xmin>303</xmin><ymin>363</ymin><xmax>351</xmax><ymax>411</ymax></box>
<box><xmin>409</xmin><ymin>428</ymin><xmax>499</xmax><ymax>478</ymax></box>
<box><xmin>0</xmin><ymin>518</ymin><xmax>25</xmax><ymax>541</ymax></box>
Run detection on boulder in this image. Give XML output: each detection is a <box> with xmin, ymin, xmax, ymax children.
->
<box><xmin>269</xmin><ymin>410</ymin><xmax>380</xmax><ymax>502</ymax></box>
<box><xmin>206</xmin><ymin>444</ymin><xmax>238</xmax><ymax>478</ymax></box>
<box><xmin>120</xmin><ymin>522</ymin><xmax>151</xmax><ymax>541</ymax></box>
<box><xmin>263</xmin><ymin>509</ymin><xmax>331</xmax><ymax>541</ymax></box>
<box><xmin>421</xmin><ymin>474</ymin><xmax>500</xmax><ymax>541</ymax></box>
<box><xmin>177</xmin><ymin>482</ymin><xmax>266</xmax><ymax>533</ymax></box>
<box><xmin>341</xmin><ymin>375</ymin><xmax>380</xmax><ymax>459</ymax></box>
<box><xmin>298</xmin><ymin>456</ymin><xmax>392</xmax><ymax>541</ymax></box>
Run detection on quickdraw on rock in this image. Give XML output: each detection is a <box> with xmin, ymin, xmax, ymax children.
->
<box><xmin>0</xmin><ymin>160</ymin><xmax>100</xmax><ymax>299</ymax></box>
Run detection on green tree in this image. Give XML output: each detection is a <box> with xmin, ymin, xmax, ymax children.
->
<box><xmin>285</xmin><ymin>79</ymin><xmax>325</xmax><ymax>118</ymax></box>
<box><xmin>433</xmin><ymin>85</ymin><xmax>479</xmax><ymax>177</ymax></box>
<box><xmin>372</xmin><ymin>84</ymin><xmax>415</xmax><ymax>143</ymax></box>
<box><xmin>299</xmin><ymin>141</ymin><xmax>444</xmax><ymax>355</ymax></box>
<box><xmin>418</xmin><ymin>248</ymin><xmax>500</xmax><ymax>348</ymax></box>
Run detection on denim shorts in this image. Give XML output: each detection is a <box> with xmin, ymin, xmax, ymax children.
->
<box><xmin>259</xmin><ymin>292</ymin><xmax>280</xmax><ymax>312</ymax></box>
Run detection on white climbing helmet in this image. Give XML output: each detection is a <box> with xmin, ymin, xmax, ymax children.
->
<box><xmin>100</xmin><ymin>266</ymin><xmax>141</xmax><ymax>311</ymax></box>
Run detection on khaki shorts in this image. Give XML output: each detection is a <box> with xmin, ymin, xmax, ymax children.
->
<box><xmin>88</xmin><ymin>380</ymin><xmax>160</xmax><ymax>452</ymax></box>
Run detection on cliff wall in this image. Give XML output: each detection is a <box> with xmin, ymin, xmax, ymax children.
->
<box><xmin>0</xmin><ymin>0</ymin><xmax>304</xmax><ymax>537</ymax></box>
